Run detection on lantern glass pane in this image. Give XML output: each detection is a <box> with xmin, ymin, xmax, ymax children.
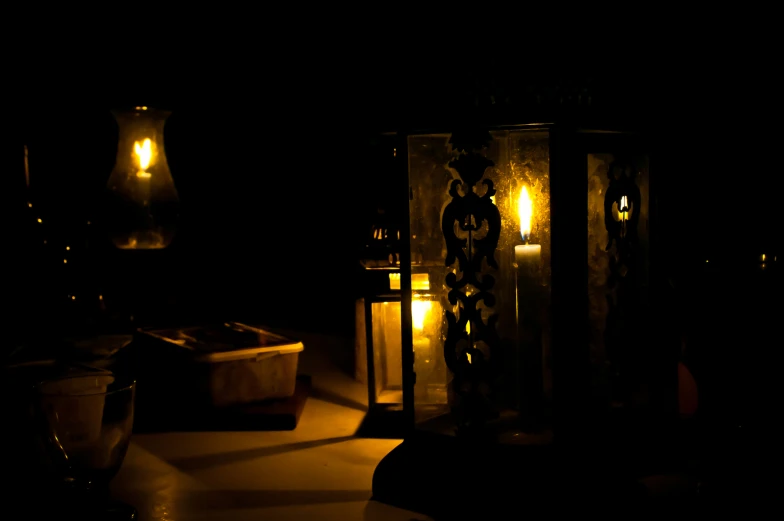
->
<box><xmin>407</xmin><ymin>130</ymin><xmax>553</xmax><ymax>439</ymax></box>
<box><xmin>411</xmin><ymin>295</ymin><xmax>447</xmax><ymax>421</ymax></box>
<box><xmin>371</xmin><ymin>301</ymin><xmax>403</xmax><ymax>404</ymax></box>
<box><xmin>366</xmin><ymin>294</ymin><xmax>445</xmax><ymax>408</ymax></box>
<box><xmin>587</xmin><ymin>153</ymin><xmax>652</xmax><ymax>410</ymax></box>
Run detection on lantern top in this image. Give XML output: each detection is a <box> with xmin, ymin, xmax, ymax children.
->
<box><xmin>383</xmin><ymin>120</ymin><xmax>646</xmax><ymax>138</ymax></box>
<box><xmin>359</xmin><ymin>203</ymin><xmax>401</xmax><ymax>270</ymax></box>
<box><xmin>368</xmin><ymin>75</ymin><xmax>653</xmax><ymax>135</ymax></box>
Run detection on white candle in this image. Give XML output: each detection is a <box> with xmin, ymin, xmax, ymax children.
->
<box><xmin>515</xmin><ymin>243</ymin><xmax>541</xmax><ymax>328</ymax></box>
<box><xmin>514</xmin><ymin>244</ymin><xmax>541</xmax><ymax>276</ymax></box>
<box><xmin>515</xmin><ymin>185</ymin><xmax>543</xmax><ymax>424</ymax></box>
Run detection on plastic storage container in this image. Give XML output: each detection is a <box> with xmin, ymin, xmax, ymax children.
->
<box><xmin>134</xmin><ymin>323</ymin><xmax>304</xmax><ymax>408</ymax></box>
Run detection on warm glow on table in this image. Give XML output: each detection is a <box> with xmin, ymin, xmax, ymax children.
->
<box><xmin>108</xmin><ymin>331</ymin><xmax>432</xmax><ymax>520</ymax></box>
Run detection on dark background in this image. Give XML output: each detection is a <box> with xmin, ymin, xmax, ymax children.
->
<box><xmin>6</xmin><ymin>52</ymin><xmax>781</xmax><ymax>381</ymax></box>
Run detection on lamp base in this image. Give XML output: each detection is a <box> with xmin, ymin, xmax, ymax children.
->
<box><xmin>372</xmin><ymin>428</ymin><xmax>697</xmax><ymax>519</ymax></box>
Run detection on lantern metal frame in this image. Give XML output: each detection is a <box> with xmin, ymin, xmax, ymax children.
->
<box><xmin>360</xmin><ymin>273</ymin><xmax>405</xmax><ymax>433</ymax></box>
<box><xmin>355</xmin><ymin>135</ymin><xmax>411</xmax><ymax>437</ymax></box>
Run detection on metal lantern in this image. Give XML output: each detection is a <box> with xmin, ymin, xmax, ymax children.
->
<box><xmin>370</xmin><ymin>120</ymin><xmax>673</xmax><ymax>516</ymax></box>
<box><xmin>355</xmin><ymin>140</ymin><xmax>448</xmax><ymax>436</ymax></box>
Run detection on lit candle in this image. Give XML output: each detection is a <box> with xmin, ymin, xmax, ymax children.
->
<box><xmin>514</xmin><ymin>185</ymin><xmax>543</xmax><ymax>426</ymax></box>
<box><xmin>615</xmin><ymin>195</ymin><xmax>630</xmax><ymax>237</ymax></box>
<box><xmin>390</xmin><ymin>273</ymin><xmax>436</xmax><ymax>368</ymax></box>
<box><xmin>514</xmin><ymin>186</ymin><xmax>541</xmax><ymax>276</ymax></box>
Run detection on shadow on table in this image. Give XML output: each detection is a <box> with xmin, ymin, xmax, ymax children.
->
<box><xmin>134</xmin><ymin>435</ymin><xmax>356</xmax><ymax>473</ymax></box>
<box><xmin>310</xmin><ymin>386</ymin><xmax>367</xmax><ymax>413</ymax></box>
<box><xmin>183</xmin><ymin>489</ymin><xmax>373</xmax><ymax>509</ymax></box>
<box><xmin>364</xmin><ymin>499</ymin><xmax>433</xmax><ymax>521</ymax></box>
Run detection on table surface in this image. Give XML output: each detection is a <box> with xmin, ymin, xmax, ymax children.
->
<box><xmin>111</xmin><ymin>329</ymin><xmax>433</xmax><ymax>521</ymax></box>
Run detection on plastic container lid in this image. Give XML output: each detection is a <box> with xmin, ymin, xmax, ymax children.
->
<box><xmin>139</xmin><ymin>322</ymin><xmax>304</xmax><ymax>363</ymax></box>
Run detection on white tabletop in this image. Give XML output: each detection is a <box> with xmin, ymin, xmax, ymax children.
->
<box><xmin>111</xmin><ymin>330</ymin><xmax>433</xmax><ymax>521</ymax></box>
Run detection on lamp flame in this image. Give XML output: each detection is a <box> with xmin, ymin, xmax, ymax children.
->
<box><xmin>134</xmin><ymin>138</ymin><xmax>152</xmax><ymax>178</ymax></box>
<box><xmin>518</xmin><ymin>185</ymin><xmax>533</xmax><ymax>241</ymax></box>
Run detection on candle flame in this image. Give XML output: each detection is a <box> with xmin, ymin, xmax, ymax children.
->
<box><xmin>518</xmin><ymin>185</ymin><xmax>533</xmax><ymax>241</ymax></box>
<box><xmin>619</xmin><ymin>195</ymin><xmax>629</xmax><ymax>221</ymax></box>
<box><xmin>412</xmin><ymin>300</ymin><xmax>432</xmax><ymax>331</ymax></box>
<box><xmin>134</xmin><ymin>138</ymin><xmax>152</xmax><ymax>178</ymax></box>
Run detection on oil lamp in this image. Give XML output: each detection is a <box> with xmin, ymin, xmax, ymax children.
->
<box><xmin>105</xmin><ymin>106</ymin><xmax>179</xmax><ymax>249</ymax></box>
